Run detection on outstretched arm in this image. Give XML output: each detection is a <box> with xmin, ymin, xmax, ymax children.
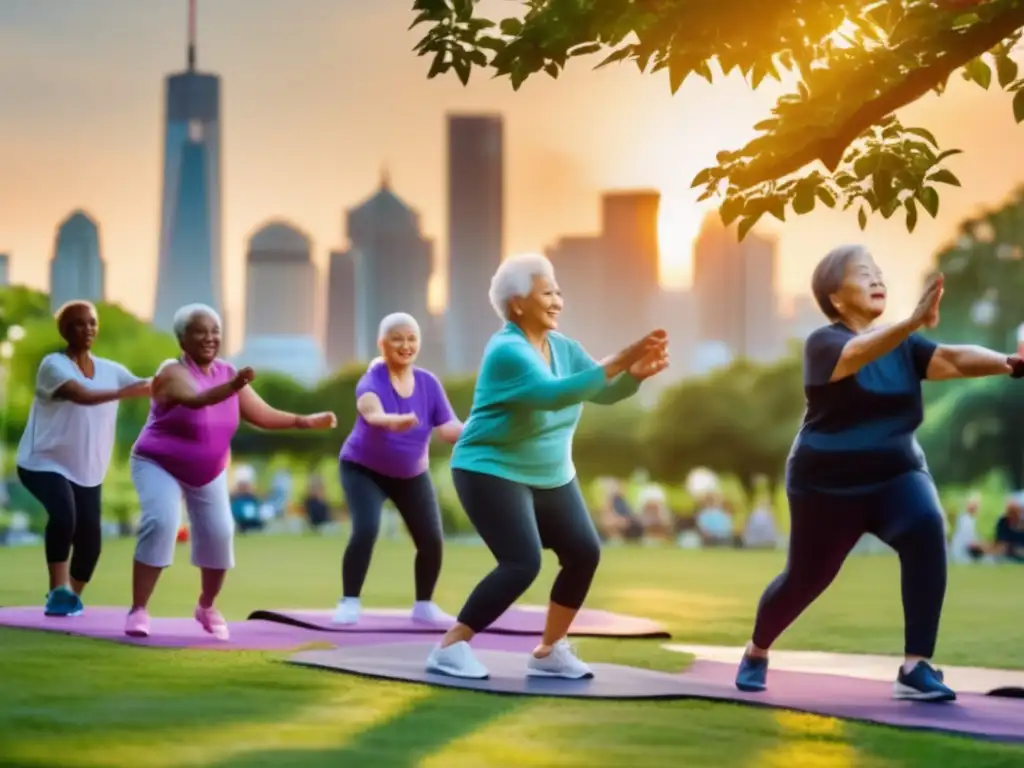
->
<box><xmin>925</xmin><ymin>345</ymin><xmax>1014</xmax><ymax>381</ymax></box>
<box><xmin>485</xmin><ymin>340</ymin><xmax>608</xmax><ymax>411</ymax></box>
<box><xmin>357</xmin><ymin>392</ymin><xmax>418</xmax><ymax>431</ymax></box>
<box><xmin>155</xmin><ymin>364</ymin><xmax>245</xmax><ymax>410</ymax></box>
<box><xmin>42</xmin><ymin>358</ymin><xmax>148</xmax><ymax>406</ymax></box>
<box><xmin>238</xmin><ymin>386</ymin><xmax>336</xmax><ymax>430</ymax></box>
<box><xmin>567</xmin><ymin>342</ymin><xmax>640</xmax><ymax>406</ymax></box>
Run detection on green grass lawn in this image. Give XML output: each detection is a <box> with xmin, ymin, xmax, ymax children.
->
<box><xmin>1</xmin><ymin>536</ymin><xmax>1022</xmax><ymax>767</ymax></box>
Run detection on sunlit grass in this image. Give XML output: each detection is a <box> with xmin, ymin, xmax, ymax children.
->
<box><xmin>1</xmin><ymin>536</ymin><xmax>1023</xmax><ymax>767</ymax></box>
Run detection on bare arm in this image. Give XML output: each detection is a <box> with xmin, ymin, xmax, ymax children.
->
<box><xmin>357</xmin><ymin>392</ymin><xmax>417</xmax><ymax>430</ymax></box>
<box><xmin>434</xmin><ymin>419</ymin><xmax>463</xmax><ymax>444</ymax></box>
<box><xmin>830</xmin><ymin>319</ymin><xmax>920</xmax><ymax>382</ymax></box>
<box><xmin>238</xmin><ymin>386</ymin><xmax>301</xmax><ymax>429</ymax></box>
<box><xmin>925</xmin><ymin>345</ymin><xmax>1013</xmax><ymax>381</ymax></box>
<box><xmin>154</xmin><ymin>364</ymin><xmax>243</xmax><ymax>410</ymax></box>
<box><xmin>53</xmin><ymin>381</ymin><xmax>134</xmax><ymax>406</ymax></box>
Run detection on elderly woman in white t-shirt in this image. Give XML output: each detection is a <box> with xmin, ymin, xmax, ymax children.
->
<box><xmin>16</xmin><ymin>301</ymin><xmax>150</xmax><ymax>617</ymax></box>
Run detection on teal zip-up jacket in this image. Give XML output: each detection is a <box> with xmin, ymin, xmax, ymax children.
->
<box><xmin>450</xmin><ymin>323</ymin><xmax>641</xmax><ymax>488</ymax></box>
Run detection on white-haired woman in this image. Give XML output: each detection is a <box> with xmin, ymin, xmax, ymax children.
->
<box><xmin>333</xmin><ymin>312</ymin><xmax>463</xmax><ymax>625</ymax></box>
<box><xmin>426</xmin><ymin>254</ymin><xmax>669</xmax><ymax>680</ymax></box>
<box><xmin>16</xmin><ymin>300</ymin><xmax>150</xmax><ymax>617</ymax></box>
<box><xmin>125</xmin><ymin>304</ymin><xmax>338</xmax><ymax>640</ymax></box>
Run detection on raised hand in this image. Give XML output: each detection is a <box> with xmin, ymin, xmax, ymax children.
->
<box><xmin>911</xmin><ymin>273</ymin><xmax>944</xmax><ymax>329</ymax></box>
<box><xmin>606</xmin><ymin>330</ymin><xmax>668</xmax><ymax>378</ymax></box>
<box><xmin>387</xmin><ymin>413</ymin><xmax>419</xmax><ymax>432</ymax></box>
<box><xmin>231</xmin><ymin>366</ymin><xmax>256</xmax><ymax>391</ymax></box>
<box><xmin>629</xmin><ymin>347</ymin><xmax>670</xmax><ymax>381</ymax></box>
<box><xmin>298</xmin><ymin>411</ymin><xmax>338</xmax><ymax>430</ymax></box>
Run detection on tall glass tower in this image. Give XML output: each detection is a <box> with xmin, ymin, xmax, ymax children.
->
<box><xmin>153</xmin><ymin>0</ymin><xmax>223</xmax><ymax>332</ymax></box>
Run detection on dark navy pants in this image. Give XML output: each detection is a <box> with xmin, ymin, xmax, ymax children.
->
<box><xmin>752</xmin><ymin>470</ymin><xmax>947</xmax><ymax>658</ymax></box>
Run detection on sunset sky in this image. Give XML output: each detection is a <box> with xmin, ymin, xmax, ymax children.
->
<box><xmin>3</xmin><ymin>0</ymin><xmax>1024</xmax><ymax>351</ymax></box>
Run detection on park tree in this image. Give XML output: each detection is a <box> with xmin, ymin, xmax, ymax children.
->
<box><xmin>411</xmin><ymin>0</ymin><xmax>1024</xmax><ymax>238</ymax></box>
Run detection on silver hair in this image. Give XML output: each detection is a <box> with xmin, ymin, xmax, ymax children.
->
<box><xmin>171</xmin><ymin>303</ymin><xmax>222</xmax><ymax>341</ymax></box>
<box><xmin>377</xmin><ymin>312</ymin><xmax>420</xmax><ymax>341</ymax></box>
<box><xmin>811</xmin><ymin>244</ymin><xmax>868</xmax><ymax>319</ymax></box>
<box><xmin>488</xmin><ymin>253</ymin><xmax>556</xmax><ymax>321</ymax></box>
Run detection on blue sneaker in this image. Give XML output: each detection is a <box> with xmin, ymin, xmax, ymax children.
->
<box><xmin>893</xmin><ymin>661</ymin><xmax>956</xmax><ymax>702</ymax></box>
<box><xmin>735</xmin><ymin>653</ymin><xmax>768</xmax><ymax>692</ymax></box>
<box><xmin>44</xmin><ymin>586</ymin><xmax>84</xmax><ymax>617</ymax></box>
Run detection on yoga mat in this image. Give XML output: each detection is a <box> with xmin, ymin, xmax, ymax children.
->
<box><xmin>0</xmin><ymin>606</ymin><xmax>540</xmax><ymax>652</ymax></box>
<box><xmin>249</xmin><ymin>604</ymin><xmax>670</xmax><ymax>638</ymax></box>
<box><xmin>286</xmin><ymin>643</ymin><xmax>1024</xmax><ymax>743</ymax></box>
<box><xmin>663</xmin><ymin>643</ymin><xmax>1024</xmax><ymax>697</ymax></box>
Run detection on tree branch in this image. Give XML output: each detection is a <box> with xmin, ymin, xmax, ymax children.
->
<box><xmin>731</xmin><ymin>6</ymin><xmax>1024</xmax><ymax>188</ymax></box>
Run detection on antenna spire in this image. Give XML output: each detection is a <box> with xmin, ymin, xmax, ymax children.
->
<box><xmin>187</xmin><ymin>0</ymin><xmax>197</xmax><ymax>70</ymax></box>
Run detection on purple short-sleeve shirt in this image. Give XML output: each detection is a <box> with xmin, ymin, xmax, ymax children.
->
<box><xmin>339</xmin><ymin>363</ymin><xmax>455</xmax><ymax>478</ymax></box>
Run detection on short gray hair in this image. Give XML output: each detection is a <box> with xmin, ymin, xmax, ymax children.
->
<box><xmin>811</xmin><ymin>245</ymin><xmax>866</xmax><ymax>319</ymax></box>
<box><xmin>488</xmin><ymin>253</ymin><xmax>556</xmax><ymax>321</ymax></box>
<box><xmin>377</xmin><ymin>312</ymin><xmax>420</xmax><ymax>341</ymax></box>
<box><xmin>172</xmin><ymin>303</ymin><xmax>222</xmax><ymax>340</ymax></box>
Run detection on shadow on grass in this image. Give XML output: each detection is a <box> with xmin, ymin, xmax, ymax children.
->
<box><xmin>209</xmin><ymin>685</ymin><xmax>525</xmax><ymax>767</ymax></box>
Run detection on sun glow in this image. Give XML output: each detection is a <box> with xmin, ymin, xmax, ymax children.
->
<box><xmin>658</xmin><ymin>192</ymin><xmax>714</xmax><ymax>289</ymax></box>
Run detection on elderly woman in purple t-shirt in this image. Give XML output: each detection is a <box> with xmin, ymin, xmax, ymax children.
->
<box><xmin>125</xmin><ymin>303</ymin><xmax>337</xmax><ymax>641</ymax></box>
<box><xmin>332</xmin><ymin>312</ymin><xmax>463</xmax><ymax>625</ymax></box>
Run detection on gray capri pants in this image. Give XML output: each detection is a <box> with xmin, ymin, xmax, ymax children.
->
<box><xmin>130</xmin><ymin>455</ymin><xmax>235</xmax><ymax>570</ymax></box>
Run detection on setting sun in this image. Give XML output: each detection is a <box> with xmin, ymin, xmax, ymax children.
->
<box><xmin>658</xmin><ymin>193</ymin><xmax>713</xmax><ymax>289</ymax></box>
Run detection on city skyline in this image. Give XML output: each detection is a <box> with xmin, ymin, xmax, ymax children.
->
<box><xmin>5</xmin><ymin>1</ymin><xmax>1024</xmax><ymax>353</ymax></box>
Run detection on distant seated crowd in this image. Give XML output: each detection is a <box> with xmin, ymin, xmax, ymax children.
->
<box><xmin>948</xmin><ymin>491</ymin><xmax>1024</xmax><ymax>564</ymax></box>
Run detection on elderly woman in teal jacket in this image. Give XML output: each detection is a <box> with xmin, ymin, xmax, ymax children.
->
<box><xmin>426</xmin><ymin>253</ymin><xmax>669</xmax><ymax>680</ymax></box>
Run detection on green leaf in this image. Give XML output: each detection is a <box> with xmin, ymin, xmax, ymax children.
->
<box><xmin>1013</xmin><ymin>88</ymin><xmax>1024</xmax><ymax>123</ymax></box>
<box><xmin>737</xmin><ymin>213</ymin><xmax>762</xmax><ymax>241</ymax></box>
<box><xmin>668</xmin><ymin>56</ymin><xmax>689</xmax><ymax>94</ymax></box>
<box><xmin>964</xmin><ymin>57</ymin><xmax>992</xmax><ymax>89</ymax></box>
<box><xmin>543</xmin><ymin>62</ymin><xmax>559</xmax><ymax>79</ymax></box>
<box><xmin>596</xmin><ymin>46</ymin><xmax>633</xmax><ymax>69</ymax></box>
<box><xmin>690</xmin><ymin>167</ymin><xmax>713</xmax><ymax>188</ymax></box>
<box><xmin>453</xmin><ymin>55</ymin><xmax>472</xmax><ymax>85</ymax></box>
<box><xmin>793</xmin><ymin>187</ymin><xmax>816</xmax><ymax>215</ymax></box>
<box><xmin>720</xmin><ymin>196</ymin><xmax>745</xmax><ymax>226</ymax></box>
<box><xmin>917</xmin><ymin>186</ymin><xmax>940</xmax><ymax>217</ymax></box>
<box><xmin>427</xmin><ymin>50</ymin><xmax>448</xmax><ymax>79</ymax></box>
<box><xmin>569</xmin><ymin>42</ymin><xmax>602</xmax><ymax>58</ymax></box>
<box><xmin>499</xmin><ymin>17</ymin><xmax>523</xmax><ymax>36</ymax></box>
<box><xmin>858</xmin><ymin>207</ymin><xmax>867</xmax><ymax>230</ymax></box>
<box><xmin>928</xmin><ymin>169</ymin><xmax>961</xmax><ymax>187</ymax></box>
<box><xmin>936</xmin><ymin>148</ymin><xmax>964</xmax><ymax>162</ymax></box>
<box><xmin>816</xmin><ymin>187</ymin><xmax>837</xmax><ymax>208</ymax></box>
<box><xmin>767</xmin><ymin>197</ymin><xmax>786</xmax><ymax>222</ymax></box>
<box><xmin>904</xmin><ymin>127</ymin><xmax>938</xmax><ymax>147</ymax></box>
<box><xmin>905</xmin><ymin>198</ymin><xmax>918</xmax><ymax>233</ymax></box>
<box><xmin>753</xmin><ymin>118</ymin><xmax>777</xmax><ymax>131</ymax></box>
<box><xmin>996</xmin><ymin>55</ymin><xmax>1019</xmax><ymax>88</ymax></box>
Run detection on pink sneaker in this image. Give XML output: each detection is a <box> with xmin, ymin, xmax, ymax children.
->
<box><xmin>194</xmin><ymin>605</ymin><xmax>230</xmax><ymax>640</ymax></box>
<box><xmin>125</xmin><ymin>608</ymin><xmax>150</xmax><ymax>637</ymax></box>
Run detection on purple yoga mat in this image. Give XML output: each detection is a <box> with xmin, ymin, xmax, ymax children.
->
<box><xmin>0</xmin><ymin>606</ymin><xmax>539</xmax><ymax>652</ymax></box>
<box><xmin>285</xmin><ymin>644</ymin><xmax>1024</xmax><ymax>743</ymax></box>
<box><xmin>248</xmin><ymin>604</ymin><xmax>670</xmax><ymax>638</ymax></box>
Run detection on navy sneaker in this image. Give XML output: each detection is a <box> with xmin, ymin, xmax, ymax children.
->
<box><xmin>44</xmin><ymin>586</ymin><xmax>84</xmax><ymax>617</ymax></box>
<box><xmin>735</xmin><ymin>653</ymin><xmax>768</xmax><ymax>692</ymax></box>
<box><xmin>893</xmin><ymin>661</ymin><xmax>956</xmax><ymax>702</ymax></box>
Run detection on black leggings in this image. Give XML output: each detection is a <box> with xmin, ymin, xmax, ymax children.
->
<box><xmin>753</xmin><ymin>470</ymin><xmax>947</xmax><ymax>658</ymax></box>
<box><xmin>453</xmin><ymin>469</ymin><xmax>601</xmax><ymax>633</ymax></box>
<box><xmin>340</xmin><ymin>460</ymin><xmax>443</xmax><ymax>601</ymax></box>
<box><xmin>17</xmin><ymin>466</ymin><xmax>104</xmax><ymax>584</ymax></box>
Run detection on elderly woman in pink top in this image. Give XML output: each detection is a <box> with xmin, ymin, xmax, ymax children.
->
<box><xmin>125</xmin><ymin>303</ymin><xmax>337</xmax><ymax>640</ymax></box>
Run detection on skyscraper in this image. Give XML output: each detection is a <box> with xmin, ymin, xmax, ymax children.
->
<box><xmin>49</xmin><ymin>211</ymin><xmax>105</xmax><ymax>311</ymax></box>
<box><xmin>325</xmin><ymin>249</ymin><xmax>357</xmax><ymax>371</ymax></box>
<box><xmin>0</xmin><ymin>253</ymin><xmax>9</xmax><ymax>287</ymax></box>
<box><xmin>344</xmin><ymin>173</ymin><xmax>434</xmax><ymax>364</ymax></box>
<box><xmin>233</xmin><ymin>220</ymin><xmax>326</xmax><ymax>386</ymax></box>
<box><xmin>545</xmin><ymin>235</ymin><xmax>605</xmax><ymax>353</ymax></box>
<box><xmin>152</xmin><ymin>0</ymin><xmax>223</xmax><ymax>332</ymax></box>
<box><xmin>445</xmin><ymin>114</ymin><xmax>504</xmax><ymax>373</ymax></box>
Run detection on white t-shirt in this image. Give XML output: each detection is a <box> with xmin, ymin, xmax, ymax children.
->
<box><xmin>16</xmin><ymin>353</ymin><xmax>143</xmax><ymax>487</ymax></box>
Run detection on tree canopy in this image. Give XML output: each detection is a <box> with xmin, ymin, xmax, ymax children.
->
<box><xmin>411</xmin><ymin>0</ymin><xmax>1024</xmax><ymax>238</ymax></box>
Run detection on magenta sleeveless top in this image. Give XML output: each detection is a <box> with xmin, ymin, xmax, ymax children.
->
<box><xmin>132</xmin><ymin>357</ymin><xmax>240</xmax><ymax>487</ymax></box>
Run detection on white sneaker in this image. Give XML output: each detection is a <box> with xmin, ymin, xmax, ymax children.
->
<box><xmin>411</xmin><ymin>601</ymin><xmax>454</xmax><ymax>625</ymax></box>
<box><xmin>526</xmin><ymin>640</ymin><xmax>594</xmax><ymax>679</ymax></box>
<box><xmin>425</xmin><ymin>641</ymin><xmax>489</xmax><ymax>679</ymax></box>
<box><xmin>332</xmin><ymin>597</ymin><xmax>361</xmax><ymax>625</ymax></box>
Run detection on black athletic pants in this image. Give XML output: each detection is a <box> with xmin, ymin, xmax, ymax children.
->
<box><xmin>752</xmin><ymin>470</ymin><xmax>947</xmax><ymax>658</ymax></box>
<box><xmin>340</xmin><ymin>460</ymin><xmax>444</xmax><ymax>601</ymax></box>
<box><xmin>452</xmin><ymin>469</ymin><xmax>601</xmax><ymax>633</ymax></box>
<box><xmin>17</xmin><ymin>466</ymin><xmax>104</xmax><ymax>584</ymax></box>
